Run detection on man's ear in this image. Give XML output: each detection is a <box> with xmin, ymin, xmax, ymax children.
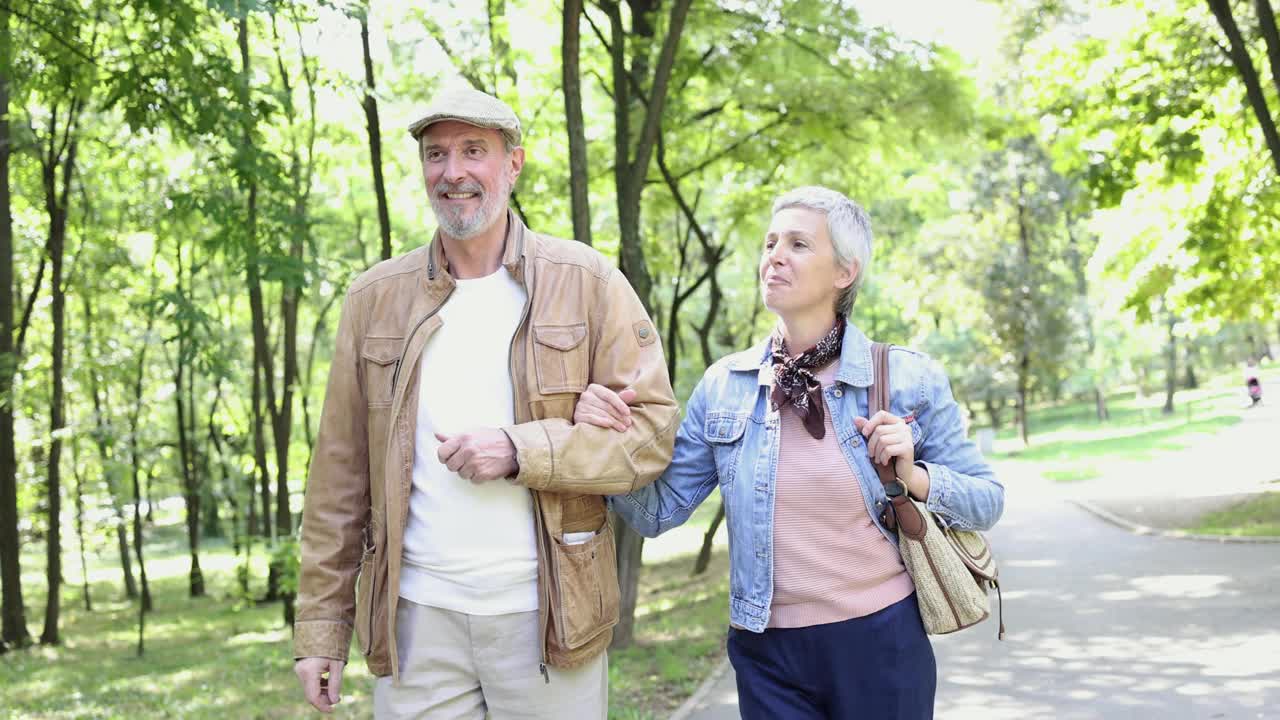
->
<box><xmin>508</xmin><ymin>146</ymin><xmax>525</xmax><ymax>183</ymax></box>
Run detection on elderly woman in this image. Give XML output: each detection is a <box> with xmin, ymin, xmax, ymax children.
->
<box><xmin>573</xmin><ymin>186</ymin><xmax>1004</xmax><ymax>719</ymax></box>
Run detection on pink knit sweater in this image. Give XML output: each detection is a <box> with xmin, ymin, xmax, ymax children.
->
<box><xmin>767</xmin><ymin>364</ymin><xmax>915</xmax><ymax>628</ymax></box>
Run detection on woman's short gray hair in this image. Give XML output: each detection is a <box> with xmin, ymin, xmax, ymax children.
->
<box><xmin>771</xmin><ymin>186</ymin><xmax>872</xmax><ymax>316</ymax></box>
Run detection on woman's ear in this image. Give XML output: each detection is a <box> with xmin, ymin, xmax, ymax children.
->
<box><xmin>834</xmin><ymin>259</ymin><xmax>858</xmax><ymax>291</ymax></box>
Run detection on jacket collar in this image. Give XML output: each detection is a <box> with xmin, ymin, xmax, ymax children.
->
<box><xmin>724</xmin><ymin>319</ymin><xmax>874</xmax><ymax>388</ymax></box>
<box><xmin>426</xmin><ymin>208</ymin><xmax>528</xmax><ymax>283</ymax></box>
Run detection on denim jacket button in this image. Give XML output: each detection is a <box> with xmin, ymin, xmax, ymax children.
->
<box><xmin>833</xmin><ymin>388</ymin><xmax>843</xmax><ymax>398</ymax></box>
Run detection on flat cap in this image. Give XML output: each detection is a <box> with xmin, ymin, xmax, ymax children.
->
<box><xmin>407</xmin><ymin>87</ymin><xmax>522</xmax><ymax>147</ymax></box>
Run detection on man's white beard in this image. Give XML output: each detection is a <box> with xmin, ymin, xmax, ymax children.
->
<box><xmin>431</xmin><ymin>176</ymin><xmax>511</xmax><ymax>240</ymax></box>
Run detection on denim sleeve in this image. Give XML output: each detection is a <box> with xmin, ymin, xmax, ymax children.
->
<box><xmin>915</xmin><ymin>359</ymin><xmax>1005</xmax><ymax>531</ymax></box>
<box><xmin>610</xmin><ymin>374</ymin><xmax>720</xmax><ymax>538</ymax></box>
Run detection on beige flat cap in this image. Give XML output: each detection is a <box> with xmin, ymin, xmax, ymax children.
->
<box><xmin>407</xmin><ymin>87</ymin><xmax>522</xmax><ymax>147</ymax></box>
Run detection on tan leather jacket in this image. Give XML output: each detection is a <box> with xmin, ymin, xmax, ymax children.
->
<box><xmin>293</xmin><ymin>213</ymin><xmax>678</xmax><ymax>680</ymax></box>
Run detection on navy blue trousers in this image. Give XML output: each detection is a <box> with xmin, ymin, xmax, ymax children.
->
<box><xmin>728</xmin><ymin>593</ymin><xmax>936</xmax><ymax>720</ymax></box>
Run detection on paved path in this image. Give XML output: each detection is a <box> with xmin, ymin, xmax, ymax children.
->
<box><xmin>676</xmin><ymin>395</ymin><xmax>1280</xmax><ymax>720</ymax></box>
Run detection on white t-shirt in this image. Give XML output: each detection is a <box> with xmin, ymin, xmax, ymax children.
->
<box><xmin>399</xmin><ymin>268</ymin><xmax>538</xmax><ymax>615</ymax></box>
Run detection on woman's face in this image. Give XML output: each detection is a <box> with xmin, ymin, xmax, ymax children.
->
<box><xmin>759</xmin><ymin>207</ymin><xmax>856</xmax><ymax>318</ymax></box>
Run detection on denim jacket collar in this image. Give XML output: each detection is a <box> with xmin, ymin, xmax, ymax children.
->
<box><xmin>722</xmin><ymin>319</ymin><xmax>875</xmax><ymax>388</ymax></box>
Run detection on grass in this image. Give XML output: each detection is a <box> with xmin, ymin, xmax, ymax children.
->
<box><xmin>1188</xmin><ymin>490</ymin><xmax>1280</xmax><ymax>537</ymax></box>
<box><xmin>989</xmin><ymin>379</ymin><xmax>1247</xmax><ymax>484</ymax></box>
<box><xmin>3</xmin><ymin>496</ymin><xmax>732</xmax><ymax>720</ymax></box>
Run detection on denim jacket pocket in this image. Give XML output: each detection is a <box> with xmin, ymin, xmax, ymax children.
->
<box><xmin>704</xmin><ymin>410</ymin><xmax>748</xmax><ymax>488</ymax></box>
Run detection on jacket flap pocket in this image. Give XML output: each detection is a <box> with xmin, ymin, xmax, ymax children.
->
<box><xmin>533</xmin><ymin>323</ymin><xmax>587</xmax><ymax>352</ymax></box>
<box><xmin>704</xmin><ymin>411</ymin><xmax>747</xmax><ymax>444</ymax></box>
<box><xmin>361</xmin><ymin>337</ymin><xmax>402</xmax><ymax>365</ymax></box>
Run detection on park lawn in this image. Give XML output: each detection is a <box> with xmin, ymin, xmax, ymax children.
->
<box><xmin>989</xmin><ymin>376</ymin><xmax>1248</xmax><ymax>482</ymax></box>
<box><xmin>4</xmin><ymin>496</ymin><xmax>732</xmax><ymax>720</ymax></box>
<box><xmin>1188</xmin><ymin>490</ymin><xmax>1280</xmax><ymax>537</ymax></box>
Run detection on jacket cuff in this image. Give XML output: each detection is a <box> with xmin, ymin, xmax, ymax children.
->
<box><xmin>919</xmin><ymin>460</ymin><xmax>951</xmax><ymax>514</ymax></box>
<box><xmin>504</xmin><ymin>424</ymin><xmax>553</xmax><ymax>490</ymax></box>
<box><xmin>293</xmin><ymin>620</ymin><xmax>353</xmax><ymax>663</ymax></box>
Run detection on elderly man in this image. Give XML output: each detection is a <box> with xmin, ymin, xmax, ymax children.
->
<box><xmin>292</xmin><ymin>87</ymin><xmax>677</xmax><ymax>719</ymax></box>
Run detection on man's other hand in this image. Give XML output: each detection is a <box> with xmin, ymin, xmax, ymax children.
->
<box><xmin>295</xmin><ymin>656</ymin><xmax>345</xmax><ymax>713</ymax></box>
<box><xmin>435</xmin><ymin>428</ymin><xmax>520</xmax><ymax>482</ymax></box>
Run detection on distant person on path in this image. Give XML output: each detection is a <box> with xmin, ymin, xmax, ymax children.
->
<box><xmin>291</xmin><ymin>87</ymin><xmax>677</xmax><ymax>718</ymax></box>
<box><xmin>1246</xmin><ymin>359</ymin><xmax>1263</xmax><ymax>406</ymax></box>
<box><xmin>573</xmin><ymin>186</ymin><xmax>1005</xmax><ymax>719</ymax></box>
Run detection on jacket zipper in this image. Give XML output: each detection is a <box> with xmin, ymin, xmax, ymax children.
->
<box><xmin>506</xmin><ymin>254</ymin><xmax>551</xmax><ymax>678</ymax></box>
<box><xmin>384</xmin><ymin>286</ymin><xmax>451</xmax><ymax>682</ymax></box>
<box><xmin>390</xmin><ymin>288</ymin><xmax>454</xmax><ymax>394</ymax></box>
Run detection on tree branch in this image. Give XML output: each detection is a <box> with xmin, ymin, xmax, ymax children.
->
<box><xmin>1208</xmin><ymin>0</ymin><xmax>1280</xmax><ymax>175</ymax></box>
<box><xmin>627</xmin><ymin>0</ymin><xmax>694</xmax><ymax>193</ymax></box>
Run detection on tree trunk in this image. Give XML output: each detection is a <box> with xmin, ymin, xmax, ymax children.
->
<box><xmin>71</xmin><ymin>441</ymin><xmax>91</xmax><ymax>612</ymax></box>
<box><xmin>1016</xmin><ymin>352</ymin><xmax>1029</xmax><ymax>447</ymax></box>
<box><xmin>692</xmin><ymin>500</ymin><xmax>725</xmax><ymax>576</ymax></box>
<box><xmin>1184</xmin><ymin>340</ymin><xmax>1198</xmax><ymax>389</ymax></box>
<box><xmin>83</xmin><ymin>292</ymin><xmax>139</xmax><ymax>599</ymax></box>
<box><xmin>562</xmin><ymin>0</ymin><xmax>592</xmax><ymax>245</ymax></box>
<box><xmin>611</xmin><ymin>516</ymin><xmax>644</xmax><ymax>648</ymax></box>
<box><xmin>0</xmin><ymin>2</ymin><xmax>31</xmax><ymax>651</ymax></box>
<box><xmin>1094</xmin><ymin>388</ymin><xmax>1109</xmax><ymax>422</ymax></box>
<box><xmin>359</xmin><ymin>10</ymin><xmax>392</xmax><ymax>261</ymax></box>
<box><xmin>173</xmin><ymin>251</ymin><xmax>205</xmax><ymax>598</ymax></box>
<box><xmin>984</xmin><ymin>392</ymin><xmax>1002</xmax><ymax>431</ymax></box>
<box><xmin>41</xmin><ymin>137</ymin><xmax>77</xmax><ymax>646</ymax></box>
<box><xmin>128</xmin><ymin>286</ymin><xmax>154</xmax><ymax>615</ymax></box>
<box><xmin>115</xmin><ymin>520</ymin><xmax>137</xmax><ymax>599</ymax></box>
<box><xmin>602</xmin><ymin>0</ymin><xmax>695</xmax><ymax>651</ymax></box>
<box><xmin>239</xmin><ymin>14</ymin><xmax>276</xmax><ymax>560</ymax></box>
<box><xmin>1163</xmin><ymin>309</ymin><xmax>1177</xmax><ymax>415</ymax></box>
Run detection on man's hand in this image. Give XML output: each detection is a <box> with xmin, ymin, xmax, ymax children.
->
<box><xmin>295</xmin><ymin>657</ymin><xmax>345</xmax><ymax>713</ymax></box>
<box><xmin>573</xmin><ymin>383</ymin><xmax>637</xmax><ymax>432</ymax></box>
<box><xmin>435</xmin><ymin>428</ymin><xmax>519</xmax><ymax>482</ymax></box>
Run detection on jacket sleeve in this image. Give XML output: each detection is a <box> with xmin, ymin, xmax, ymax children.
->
<box><xmin>504</xmin><ymin>269</ymin><xmax>679</xmax><ymax>496</ymax></box>
<box><xmin>915</xmin><ymin>358</ymin><xmax>1005</xmax><ymax>531</ymax></box>
<box><xmin>612</xmin><ymin>374</ymin><xmax>719</xmax><ymax>537</ymax></box>
<box><xmin>293</xmin><ymin>291</ymin><xmax>370</xmax><ymax>662</ymax></box>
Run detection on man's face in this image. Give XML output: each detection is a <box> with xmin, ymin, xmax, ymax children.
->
<box><xmin>421</xmin><ymin>120</ymin><xmax>524</xmax><ymax>240</ymax></box>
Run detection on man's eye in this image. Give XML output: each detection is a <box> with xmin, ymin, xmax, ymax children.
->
<box><xmin>426</xmin><ymin>151</ymin><xmax>443</xmax><ymax>161</ymax></box>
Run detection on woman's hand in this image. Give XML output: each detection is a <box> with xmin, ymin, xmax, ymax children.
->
<box><xmin>855</xmin><ymin>411</ymin><xmax>928</xmax><ymax>499</ymax></box>
<box><xmin>574</xmin><ymin>383</ymin><xmax>637</xmax><ymax>432</ymax></box>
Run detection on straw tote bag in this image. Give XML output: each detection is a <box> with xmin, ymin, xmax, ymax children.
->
<box><xmin>867</xmin><ymin>342</ymin><xmax>1004</xmax><ymax>639</ymax></box>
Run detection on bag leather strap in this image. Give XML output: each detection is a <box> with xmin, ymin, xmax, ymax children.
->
<box><xmin>868</xmin><ymin>342</ymin><xmax>926</xmax><ymax>540</ymax></box>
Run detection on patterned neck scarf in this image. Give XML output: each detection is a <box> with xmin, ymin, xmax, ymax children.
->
<box><xmin>770</xmin><ymin>316</ymin><xmax>845</xmax><ymax>439</ymax></box>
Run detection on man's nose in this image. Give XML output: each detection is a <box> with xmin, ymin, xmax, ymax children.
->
<box><xmin>442</xmin><ymin>152</ymin><xmax>466</xmax><ymax>183</ymax></box>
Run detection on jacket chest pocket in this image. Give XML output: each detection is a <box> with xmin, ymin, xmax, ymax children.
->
<box><xmin>532</xmin><ymin>323</ymin><xmax>588</xmax><ymax>395</ymax></box>
<box><xmin>362</xmin><ymin>337</ymin><xmax>403</xmax><ymax>408</ymax></box>
<box><xmin>704</xmin><ymin>411</ymin><xmax>749</xmax><ymax>488</ymax></box>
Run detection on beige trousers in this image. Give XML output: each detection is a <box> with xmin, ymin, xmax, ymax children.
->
<box><xmin>374</xmin><ymin>598</ymin><xmax>607</xmax><ymax>720</ymax></box>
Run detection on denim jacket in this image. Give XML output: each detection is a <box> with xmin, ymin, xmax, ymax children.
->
<box><xmin>612</xmin><ymin>321</ymin><xmax>1004</xmax><ymax>632</ymax></box>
